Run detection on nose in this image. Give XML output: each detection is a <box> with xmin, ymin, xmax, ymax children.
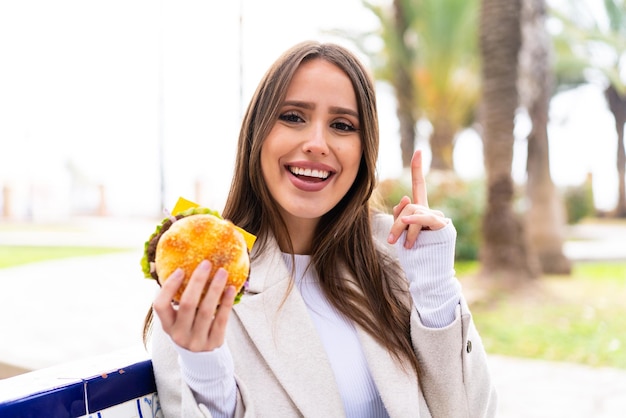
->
<box><xmin>302</xmin><ymin>123</ymin><xmax>329</xmax><ymax>155</ymax></box>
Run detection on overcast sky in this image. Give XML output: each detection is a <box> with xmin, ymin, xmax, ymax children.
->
<box><xmin>0</xmin><ymin>0</ymin><xmax>618</xmax><ymax>219</ymax></box>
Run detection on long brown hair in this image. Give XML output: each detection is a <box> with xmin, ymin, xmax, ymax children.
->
<box><xmin>222</xmin><ymin>41</ymin><xmax>419</xmax><ymax>374</ymax></box>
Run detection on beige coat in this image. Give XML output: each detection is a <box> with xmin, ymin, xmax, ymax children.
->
<box><xmin>151</xmin><ymin>214</ymin><xmax>497</xmax><ymax>417</ymax></box>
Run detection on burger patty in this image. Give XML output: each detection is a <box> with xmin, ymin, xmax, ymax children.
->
<box><xmin>146</xmin><ymin>214</ymin><xmax>185</xmax><ymax>283</ymax></box>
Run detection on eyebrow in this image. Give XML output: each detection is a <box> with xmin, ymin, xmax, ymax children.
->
<box><xmin>282</xmin><ymin>100</ymin><xmax>359</xmax><ymax>119</ymax></box>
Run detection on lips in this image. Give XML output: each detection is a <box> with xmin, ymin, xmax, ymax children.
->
<box><xmin>286</xmin><ymin>163</ymin><xmax>335</xmax><ymax>191</ymax></box>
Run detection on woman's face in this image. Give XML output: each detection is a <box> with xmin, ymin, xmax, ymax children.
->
<box><xmin>260</xmin><ymin>58</ymin><xmax>362</xmax><ymax>227</ymax></box>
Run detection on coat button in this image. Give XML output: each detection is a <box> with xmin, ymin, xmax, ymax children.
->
<box><xmin>466</xmin><ymin>340</ymin><xmax>472</xmax><ymax>353</ymax></box>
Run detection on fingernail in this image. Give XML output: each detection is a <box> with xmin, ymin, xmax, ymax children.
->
<box><xmin>224</xmin><ymin>286</ymin><xmax>236</xmax><ymax>299</ymax></box>
<box><xmin>214</xmin><ymin>268</ymin><xmax>228</xmax><ymax>283</ymax></box>
<box><xmin>199</xmin><ymin>260</ymin><xmax>210</xmax><ymax>271</ymax></box>
<box><xmin>172</xmin><ymin>268</ymin><xmax>184</xmax><ymax>279</ymax></box>
<box><xmin>387</xmin><ymin>233</ymin><xmax>395</xmax><ymax>243</ymax></box>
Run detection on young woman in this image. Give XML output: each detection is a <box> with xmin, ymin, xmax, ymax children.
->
<box><xmin>147</xmin><ymin>41</ymin><xmax>497</xmax><ymax>417</ymax></box>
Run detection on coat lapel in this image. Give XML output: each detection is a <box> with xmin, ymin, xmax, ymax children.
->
<box><xmin>357</xmin><ymin>320</ymin><xmax>423</xmax><ymax>417</ymax></box>
<box><xmin>233</xmin><ymin>238</ymin><xmax>345</xmax><ymax>417</ymax></box>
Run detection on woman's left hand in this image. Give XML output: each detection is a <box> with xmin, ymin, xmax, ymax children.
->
<box><xmin>387</xmin><ymin>150</ymin><xmax>449</xmax><ymax>249</ymax></box>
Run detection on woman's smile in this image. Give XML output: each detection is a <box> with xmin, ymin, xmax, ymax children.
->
<box><xmin>286</xmin><ymin>161</ymin><xmax>335</xmax><ymax>191</ymax></box>
<box><xmin>288</xmin><ymin>166</ymin><xmax>331</xmax><ymax>181</ymax></box>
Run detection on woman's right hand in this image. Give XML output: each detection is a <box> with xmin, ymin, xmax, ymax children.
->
<box><xmin>153</xmin><ymin>260</ymin><xmax>237</xmax><ymax>352</ymax></box>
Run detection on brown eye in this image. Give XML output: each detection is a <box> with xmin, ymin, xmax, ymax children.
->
<box><xmin>331</xmin><ymin>121</ymin><xmax>357</xmax><ymax>132</ymax></box>
<box><xmin>279</xmin><ymin>112</ymin><xmax>303</xmax><ymax>123</ymax></box>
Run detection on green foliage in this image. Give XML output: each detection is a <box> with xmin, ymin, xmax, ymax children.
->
<box><xmin>562</xmin><ymin>178</ymin><xmax>595</xmax><ymax>223</ymax></box>
<box><xmin>574</xmin><ymin>261</ymin><xmax>626</xmax><ymax>282</ymax></box>
<box><xmin>341</xmin><ymin>0</ymin><xmax>481</xmax><ymax>166</ymax></box>
<box><xmin>469</xmin><ymin>262</ymin><xmax>626</xmax><ymax>369</ymax></box>
<box><xmin>549</xmin><ymin>0</ymin><xmax>626</xmax><ymax>93</ymax></box>
<box><xmin>429</xmin><ymin>175</ymin><xmax>485</xmax><ymax>260</ymax></box>
<box><xmin>375</xmin><ymin>173</ymin><xmax>484</xmax><ymax>260</ymax></box>
<box><xmin>454</xmin><ymin>260</ymin><xmax>479</xmax><ymax>276</ymax></box>
<box><xmin>0</xmin><ymin>246</ymin><xmax>129</xmax><ymax>269</ymax></box>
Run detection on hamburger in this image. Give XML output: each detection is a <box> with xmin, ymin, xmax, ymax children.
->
<box><xmin>141</xmin><ymin>207</ymin><xmax>250</xmax><ymax>303</ymax></box>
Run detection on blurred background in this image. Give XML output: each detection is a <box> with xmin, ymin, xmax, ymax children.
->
<box><xmin>1</xmin><ymin>0</ymin><xmax>625</xmax><ymax>416</ymax></box>
<box><xmin>0</xmin><ymin>0</ymin><xmax>622</xmax><ymax>219</ymax></box>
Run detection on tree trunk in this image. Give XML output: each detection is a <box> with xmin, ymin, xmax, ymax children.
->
<box><xmin>392</xmin><ymin>0</ymin><xmax>417</xmax><ymax>169</ymax></box>
<box><xmin>395</xmin><ymin>69</ymin><xmax>417</xmax><ymax>168</ymax></box>
<box><xmin>479</xmin><ymin>0</ymin><xmax>540</xmax><ymax>281</ymax></box>
<box><xmin>429</xmin><ymin>116</ymin><xmax>455</xmax><ymax>171</ymax></box>
<box><xmin>605</xmin><ymin>85</ymin><xmax>626</xmax><ymax>218</ymax></box>
<box><xmin>519</xmin><ymin>0</ymin><xmax>571</xmax><ymax>274</ymax></box>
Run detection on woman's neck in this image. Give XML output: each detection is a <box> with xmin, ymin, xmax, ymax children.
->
<box><xmin>279</xmin><ymin>212</ymin><xmax>318</xmax><ymax>255</ymax></box>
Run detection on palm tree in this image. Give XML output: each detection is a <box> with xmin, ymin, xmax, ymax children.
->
<box><xmin>414</xmin><ymin>0</ymin><xmax>481</xmax><ymax>171</ymax></box>
<box><xmin>479</xmin><ymin>0</ymin><xmax>540</xmax><ymax>280</ymax></box>
<box><xmin>351</xmin><ymin>0</ymin><xmax>480</xmax><ymax>171</ymax></box>
<box><xmin>593</xmin><ymin>0</ymin><xmax>626</xmax><ymax>217</ymax></box>
<box><xmin>550</xmin><ymin>0</ymin><xmax>626</xmax><ymax>217</ymax></box>
<box><xmin>391</xmin><ymin>0</ymin><xmax>419</xmax><ymax>168</ymax></box>
<box><xmin>340</xmin><ymin>0</ymin><xmax>418</xmax><ymax>168</ymax></box>
<box><xmin>606</xmin><ymin>84</ymin><xmax>626</xmax><ymax>217</ymax></box>
<box><xmin>371</xmin><ymin>0</ymin><xmax>419</xmax><ymax>168</ymax></box>
<box><xmin>519</xmin><ymin>0</ymin><xmax>571</xmax><ymax>274</ymax></box>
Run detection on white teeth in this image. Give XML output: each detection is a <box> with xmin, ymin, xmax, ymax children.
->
<box><xmin>289</xmin><ymin>166</ymin><xmax>330</xmax><ymax>179</ymax></box>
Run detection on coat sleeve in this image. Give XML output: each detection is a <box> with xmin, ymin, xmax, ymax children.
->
<box><xmin>372</xmin><ymin>212</ymin><xmax>497</xmax><ymax>416</ymax></box>
<box><xmin>411</xmin><ymin>297</ymin><xmax>498</xmax><ymax>418</ymax></box>
<box><xmin>150</xmin><ymin>315</ymin><xmax>250</xmax><ymax>418</ymax></box>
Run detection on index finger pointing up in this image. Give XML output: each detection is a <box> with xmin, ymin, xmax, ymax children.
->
<box><xmin>411</xmin><ymin>150</ymin><xmax>429</xmax><ymax>207</ymax></box>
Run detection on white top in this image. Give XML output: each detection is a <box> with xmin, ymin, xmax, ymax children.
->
<box><xmin>283</xmin><ymin>253</ymin><xmax>389</xmax><ymax>418</ymax></box>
